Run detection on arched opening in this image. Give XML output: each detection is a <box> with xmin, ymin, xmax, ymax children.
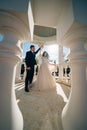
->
<box><xmin>22</xmin><ymin>42</ymin><xmax>59</xmax><ymax>79</ymax></box>
<box><xmin>18</xmin><ymin>42</ymin><xmax>71</xmax><ymax>83</ymax></box>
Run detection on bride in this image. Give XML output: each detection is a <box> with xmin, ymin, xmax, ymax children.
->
<box><xmin>33</xmin><ymin>51</ymin><xmax>56</xmax><ymax>91</ymax></box>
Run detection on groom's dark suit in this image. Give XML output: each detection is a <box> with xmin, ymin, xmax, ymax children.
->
<box><xmin>25</xmin><ymin>48</ymin><xmax>41</xmax><ymax>92</ymax></box>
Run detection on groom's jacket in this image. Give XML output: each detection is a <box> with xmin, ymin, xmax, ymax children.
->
<box><xmin>25</xmin><ymin>48</ymin><xmax>40</xmax><ymax>68</ymax></box>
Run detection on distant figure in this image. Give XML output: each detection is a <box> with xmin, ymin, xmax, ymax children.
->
<box><xmin>25</xmin><ymin>45</ymin><xmax>43</xmax><ymax>92</ymax></box>
<box><xmin>66</xmin><ymin>65</ymin><xmax>70</xmax><ymax>77</ymax></box>
<box><xmin>20</xmin><ymin>64</ymin><xmax>25</xmax><ymax>80</ymax></box>
<box><xmin>63</xmin><ymin>68</ymin><xmax>65</xmax><ymax>77</ymax></box>
<box><xmin>54</xmin><ymin>60</ymin><xmax>56</xmax><ymax>64</ymax></box>
<box><xmin>55</xmin><ymin>66</ymin><xmax>59</xmax><ymax>76</ymax></box>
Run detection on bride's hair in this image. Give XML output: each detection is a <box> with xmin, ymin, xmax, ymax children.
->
<box><xmin>42</xmin><ymin>51</ymin><xmax>49</xmax><ymax>59</ymax></box>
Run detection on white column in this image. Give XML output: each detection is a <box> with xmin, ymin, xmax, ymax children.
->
<box><xmin>15</xmin><ymin>61</ymin><xmax>22</xmax><ymax>82</ymax></box>
<box><xmin>0</xmin><ymin>30</ymin><xmax>23</xmax><ymax>130</ymax></box>
<box><xmin>15</xmin><ymin>42</ymin><xmax>23</xmax><ymax>82</ymax></box>
<box><xmin>62</xmin><ymin>39</ymin><xmax>87</xmax><ymax>130</ymax></box>
<box><xmin>58</xmin><ymin>45</ymin><xmax>63</xmax><ymax>80</ymax></box>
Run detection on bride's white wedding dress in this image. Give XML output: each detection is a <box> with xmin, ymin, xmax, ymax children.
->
<box><xmin>33</xmin><ymin>57</ymin><xmax>56</xmax><ymax>91</ymax></box>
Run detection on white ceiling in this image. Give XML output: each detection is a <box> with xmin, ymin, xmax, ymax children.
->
<box><xmin>32</xmin><ymin>0</ymin><xmax>65</xmax><ymax>28</ymax></box>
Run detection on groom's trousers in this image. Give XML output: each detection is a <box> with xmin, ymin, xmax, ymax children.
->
<box><xmin>25</xmin><ymin>67</ymin><xmax>34</xmax><ymax>91</ymax></box>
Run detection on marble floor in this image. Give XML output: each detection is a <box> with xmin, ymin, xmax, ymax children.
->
<box><xmin>15</xmin><ymin>82</ymin><xmax>70</xmax><ymax>130</ymax></box>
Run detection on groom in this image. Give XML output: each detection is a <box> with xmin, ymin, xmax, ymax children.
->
<box><xmin>25</xmin><ymin>45</ymin><xmax>42</xmax><ymax>92</ymax></box>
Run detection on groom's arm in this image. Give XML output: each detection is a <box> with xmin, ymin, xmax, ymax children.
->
<box><xmin>35</xmin><ymin>45</ymin><xmax>43</xmax><ymax>55</ymax></box>
<box><xmin>34</xmin><ymin>47</ymin><xmax>41</xmax><ymax>55</ymax></box>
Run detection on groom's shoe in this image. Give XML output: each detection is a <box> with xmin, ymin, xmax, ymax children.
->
<box><xmin>25</xmin><ymin>89</ymin><xmax>30</xmax><ymax>92</ymax></box>
<box><xmin>25</xmin><ymin>88</ymin><xmax>30</xmax><ymax>92</ymax></box>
